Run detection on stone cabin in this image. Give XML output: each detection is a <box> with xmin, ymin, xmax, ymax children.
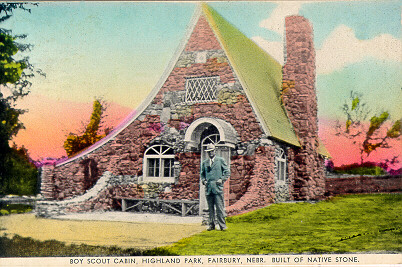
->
<box><xmin>37</xmin><ymin>4</ymin><xmax>330</xmax><ymax>217</ymax></box>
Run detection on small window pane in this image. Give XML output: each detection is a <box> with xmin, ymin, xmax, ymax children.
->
<box><xmin>275</xmin><ymin>148</ymin><xmax>287</xmax><ymax>181</ymax></box>
<box><xmin>148</xmin><ymin>158</ymin><xmax>160</xmax><ymax>177</ymax></box>
<box><xmin>148</xmin><ymin>159</ymin><xmax>155</xmax><ymax>177</ymax></box>
<box><xmin>147</xmin><ymin>149</ymin><xmax>158</xmax><ymax>155</ymax></box>
<box><xmin>165</xmin><ymin>148</ymin><xmax>174</xmax><ymax>154</ymax></box>
<box><xmin>163</xmin><ymin>158</ymin><xmax>174</xmax><ymax>177</ymax></box>
<box><xmin>155</xmin><ymin>159</ymin><xmax>160</xmax><ymax>177</ymax></box>
<box><xmin>279</xmin><ymin>162</ymin><xmax>285</xmax><ymax>181</ymax></box>
<box><xmin>161</xmin><ymin>146</ymin><xmax>174</xmax><ymax>155</ymax></box>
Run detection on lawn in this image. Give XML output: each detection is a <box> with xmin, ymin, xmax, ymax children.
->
<box><xmin>0</xmin><ymin>213</ymin><xmax>204</xmax><ymax>254</ymax></box>
<box><xmin>0</xmin><ymin>235</ymin><xmax>175</xmax><ymax>257</ymax></box>
<box><xmin>0</xmin><ymin>194</ymin><xmax>400</xmax><ymax>256</ymax></box>
<box><xmin>162</xmin><ymin>194</ymin><xmax>401</xmax><ymax>255</ymax></box>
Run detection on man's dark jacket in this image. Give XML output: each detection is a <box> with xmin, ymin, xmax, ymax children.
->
<box><xmin>200</xmin><ymin>156</ymin><xmax>230</xmax><ymax>195</ymax></box>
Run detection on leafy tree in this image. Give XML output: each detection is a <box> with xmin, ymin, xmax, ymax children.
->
<box><xmin>335</xmin><ymin>91</ymin><xmax>401</xmax><ymax>166</ymax></box>
<box><xmin>0</xmin><ymin>3</ymin><xmax>43</xmax><ymax>195</ymax></box>
<box><xmin>5</xmin><ymin>144</ymin><xmax>38</xmax><ymax>195</ymax></box>
<box><xmin>64</xmin><ymin>99</ymin><xmax>111</xmax><ymax>157</ymax></box>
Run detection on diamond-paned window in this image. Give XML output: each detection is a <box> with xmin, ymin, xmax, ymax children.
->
<box><xmin>185</xmin><ymin>76</ymin><xmax>218</xmax><ymax>103</ymax></box>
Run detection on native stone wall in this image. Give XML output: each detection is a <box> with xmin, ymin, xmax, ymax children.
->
<box><xmin>141</xmin><ymin>14</ymin><xmax>266</xmax><ymax>202</ymax></box>
<box><xmin>159</xmin><ymin>152</ymin><xmax>201</xmax><ymax>200</ymax></box>
<box><xmin>40</xmin><ymin>165</ymin><xmax>56</xmax><ymax>199</ymax></box>
<box><xmin>282</xmin><ymin>15</ymin><xmax>325</xmax><ymax>200</ymax></box>
<box><xmin>325</xmin><ymin>175</ymin><xmax>402</xmax><ymax>196</ymax></box>
<box><xmin>226</xmin><ymin>146</ymin><xmax>276</xmax><ymax>216</ymax></box>
<box><xmin>229</xmin><ymin>155</ymin><xmax>255</xmax><ymax>206</ymax></box>
<box><xmin>37</xmin><ymin>172</ymin><xmax>144</xmax><ymax>217</ymax></box>
<box><xmin>185</xmin><ymin>15</ymin><xmax>221</xmax><ymax>52</ymax></box>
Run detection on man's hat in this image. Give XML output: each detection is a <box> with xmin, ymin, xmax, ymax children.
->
<box><xmin>205</xmin><ymin>143</ymin><xmax>216</xmax><ymax>152</ymax></box>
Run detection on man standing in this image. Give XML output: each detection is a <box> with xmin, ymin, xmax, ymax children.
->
<box><xmin>200</xmin><ymin>144</ymin><xmax>230</xmax><ymax>231</ymax></box>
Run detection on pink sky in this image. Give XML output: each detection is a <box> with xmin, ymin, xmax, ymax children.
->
<box><xmin>12</xmin><ymin>95</ymin><xmax>400</xmax><ymax>169</ymax></box>
<box><xmin>318</xmin><ymin>118</ymin><xmax>401</xmax><ymax>169</ymax></box>
<box><xmin>13</xmin><ymin>94</ymin><xmax>132</xmax><ymax>160</ymax></box>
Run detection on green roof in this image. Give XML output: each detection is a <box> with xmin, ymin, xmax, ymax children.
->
<box><xmin>202</xmin><ymin>4</ymin><xmax>300</xmax><ymax>147</ymax></box>
<box><xmin>318</xmin><ymin>140</ymin><xmax>331</xmax><ymax>158</ymax></box>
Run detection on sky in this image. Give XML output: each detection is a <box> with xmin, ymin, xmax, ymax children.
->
<box><xmin>2</xmin><ymin>1</ymin><xmax>401</xmax><ymax>167</ymax></box>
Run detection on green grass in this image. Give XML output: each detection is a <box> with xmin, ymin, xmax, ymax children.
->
<box><xmin>162</xmin><ymin>194</ymin><xmax>401</xmax><ymax>255</ymax></box>
<box><xmin>0</xmin><ymin>235</ymin><xmax>175</xmax><ymax>257</ymax></box>
<box><xmin>0</xmin><ymin>194</ymin><xmax>400</xmax><ymax>256</ymax></box>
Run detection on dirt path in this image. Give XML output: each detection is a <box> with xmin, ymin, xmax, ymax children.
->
<box><xmin>0</xmin><ymin>213</ymin><xmax>205</xmax><ymax>249</ymax></box>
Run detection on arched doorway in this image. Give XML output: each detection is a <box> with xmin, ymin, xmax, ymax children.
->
<box><xmin>183</xmin><ymin>117</ymin><xmax>237</xmax><ymax>215</ymax></box>
<box><xmin>200</xmin><ymin>132</ymin><xmax>231</xmax><ymax>213</ymax></box>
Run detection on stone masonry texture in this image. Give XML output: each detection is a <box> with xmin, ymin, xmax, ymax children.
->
<box><xmin>282</xmin><ymin>16</ymin><xmax>325</xmax><ymax>200</ymax></box>
<box><xmin>325</xmin><ymin>175</ymin><xmax>402</xmax><ymax>196</ymax></box>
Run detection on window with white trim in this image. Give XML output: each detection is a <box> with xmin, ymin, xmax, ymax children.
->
<box><xmin>143</xmin><ymin>145</ymin><xmax>175</xmax><ymax>183</ymax></box>
<box><xmin>275</xmin><ymin>147</ymin><xmax>287</xmax><ymax>182</ymax></box>
<box><xmin>185</xmin><ymin>76</ymin><xmax>218</xmax><ymax>103</ymax></box>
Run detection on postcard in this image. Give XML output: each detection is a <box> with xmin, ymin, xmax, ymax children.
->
<box><xmin>0</xmin><ymin>1</ymin><xmax>400</xmax><ymax>266</ymax></box>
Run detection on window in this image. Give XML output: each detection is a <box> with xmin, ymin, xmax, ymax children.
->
<box><xmin>275</xmin><ymin>148</ymin><xmax>287</xmax><ymax>182</ymax></box>
<box><xmin>185</xmin><ymin>76</ymin><xmax>218</xmax><ymax>103</ymax></box>
<box><xmin>143</xmin><ymin>145</ymin><xmax>175</xmax><ymax>183</ymax></box>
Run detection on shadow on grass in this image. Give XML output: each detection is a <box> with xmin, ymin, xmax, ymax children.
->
<box><xmin>0</xmin><ymin>235</ymin><xmax>177</xmax><ymax>257</ymax></box>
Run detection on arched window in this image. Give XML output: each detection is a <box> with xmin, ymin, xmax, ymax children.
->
<box><xmin>143</xmin><ymin>145</ymin><xmax>175</xmax><ymax>183</ymax></box>
<box><xmin>275</xmin><ymin>147</ymin><xmax>287</xmax><ymax>182</ymax></box>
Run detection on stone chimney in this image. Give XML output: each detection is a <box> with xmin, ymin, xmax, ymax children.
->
<box><xmin>282</xmin><ymin>16</ymin><xmax>325</xmax><ymax>200</ymax></box>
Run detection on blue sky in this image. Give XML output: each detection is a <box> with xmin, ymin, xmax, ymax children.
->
<box><xmin>2</xmin><ymin>1</ymin><xmax>401</xmax><ymax>159</ymax></box>
<box><xmin>6</xmin><ymin>1</ymin><xmax>401</xmax><ymax>116</ymax></box>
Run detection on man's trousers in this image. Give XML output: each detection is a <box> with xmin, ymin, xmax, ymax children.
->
<box><xmin>206</xmin><ymin>193</ymin><xmax>226</xmax><ymax>230</ymax></box>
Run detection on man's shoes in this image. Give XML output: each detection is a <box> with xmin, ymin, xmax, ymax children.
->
<box><xmin>220</xmin><ymin>227</ymin><xmax>227</xmax><ymax>231</ymax></box>
<box><xmin>207</xmin><ymin>226</ymin><xmax>215</xmax><ymax>231</ymax></box>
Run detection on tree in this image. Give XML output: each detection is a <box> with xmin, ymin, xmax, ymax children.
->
<box><xmin>64</xmin><ymin>99</ymin><xmax>112</xmax><ymax>157</ymax></box>
<box><xmin>335</xmin><ymin>91</ymin><xmax>401</xmax><ymax>165</ymax></box>
<box><xmin>0</xmin><ymin>3</ymin><xmax>44</xmax><ymax>102</ymax></box>
<box><xmin>5</xmin><ymin>143</ymin><xmax>38</xmax><ymax>195</ymax></box>
<box><xmin>0</xmin><ymin>3</ymin><xmax>43</xmax><ymax>195</ymax></box>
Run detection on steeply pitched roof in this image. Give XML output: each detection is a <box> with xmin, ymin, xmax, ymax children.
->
<box><xmin>202</xmin><ymin>4</ymin><xmax>300</xmax><ymax>147</ymax></box>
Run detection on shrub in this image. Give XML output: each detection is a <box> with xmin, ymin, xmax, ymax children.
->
<box><xmin>0</xmin><ymin>210</ymin><xmax>9</xmax><ymax>216</ymax></box>
<box><xmin>333</xmin><ymin>162</ymin><xmax>387</xmax><ymax>175</ymax></box>
<box><xmin>0</xmin><ymin>204</ymin><xmax>32</xmax><ymax>216</ymax></box>
<box><xmin>1</xmin><ymin>146</ymin><xmax>38</xmax><ymax>195</ymax></box>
